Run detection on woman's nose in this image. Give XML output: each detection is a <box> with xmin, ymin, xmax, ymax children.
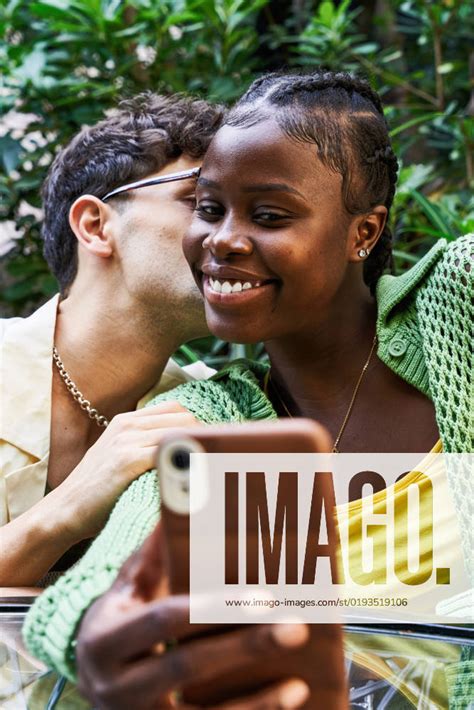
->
<box><xmin>202</xmin><ymin>222</ymin><xmax>253</xmax><ymax>258</ymax></box>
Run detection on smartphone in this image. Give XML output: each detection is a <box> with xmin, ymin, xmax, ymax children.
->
<box><xmin>157</xmin><ymin>419</ymin><xmax>347</xmax><ymax>709</ymax></box>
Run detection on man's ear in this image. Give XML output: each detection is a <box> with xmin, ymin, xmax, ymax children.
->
<box><xmin>347</xmin><ymin>206</ymin><xmax>388</xmax><ymax>263</ymax></box>
<box><xmin>69</xmin><ymin>195</ymin><xmax>115</xmax><ymax>257</ymax></box>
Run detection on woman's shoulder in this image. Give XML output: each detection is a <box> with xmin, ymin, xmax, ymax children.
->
<box><xmin>375</xmin><ymin>235</ymin><xmax>472</xmax><ymax>396</ymax></box>
<box><xmin>146</xmin><ymin>358</ymin><xmax>276</xmax><ymax>423</ymax></box>
<box><xmin>377</xmin><ymin>234</ymin><xmax>473</xmax><ymax>318</ymax></box>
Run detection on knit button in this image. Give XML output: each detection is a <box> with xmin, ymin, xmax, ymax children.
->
<box><xmin>388</xmin><ymin>337</ymin><xmax>407</xmax><ymax>357</ymax></box>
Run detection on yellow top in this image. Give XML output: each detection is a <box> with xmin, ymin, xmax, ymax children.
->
<box><xmin>336</xmin><ymin>440</ymin><xmax>467</xmax><ymax>600</ymax></box>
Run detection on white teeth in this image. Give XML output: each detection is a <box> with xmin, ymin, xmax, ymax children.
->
<box><xmin>210</xmin><ymin>278</ymin><xmax>222</xmax><ymax>293</ymax></box>
<box><xmin>208</xmin><ymin>277</ymin><xmax>263</xmax><ymax>294</ymax></box>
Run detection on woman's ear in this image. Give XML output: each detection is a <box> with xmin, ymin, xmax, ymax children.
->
<box><xmin>348</xmin><ymin>206</ymin><xmax>388</xmax><ymax>262</ymax></box>
<box><xmin>69</xmin><ymin>195</ymin><xmax>115</xmax><ymax>258</ymax></box>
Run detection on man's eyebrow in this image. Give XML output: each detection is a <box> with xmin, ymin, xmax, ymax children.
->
<box><xmin>197</xmin><ymin>177</ymin><xmax>305</xmax><ymax>200</ymax></box>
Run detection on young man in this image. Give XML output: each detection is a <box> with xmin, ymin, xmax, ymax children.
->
<box><xmin>0</xmin><ymin>93</ymin><xmax>220</xmax><ymax>586</ymax></box>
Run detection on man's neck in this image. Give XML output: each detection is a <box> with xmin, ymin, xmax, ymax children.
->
<box><xmin>53</xmin><ymin>290</ymin><xmax>182</xmax><ymax>420</ymax></box>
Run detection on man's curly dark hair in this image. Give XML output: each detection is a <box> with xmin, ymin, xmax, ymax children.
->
<box><xmin>42</xmin><ymin>92</ymin><xmax>225</xmax><ymax>293</ymax></box>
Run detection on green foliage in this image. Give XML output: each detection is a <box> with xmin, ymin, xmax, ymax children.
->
<box><xmin>0</xmin><ymin>0</ymin><xmax>270</xmax><ymax>313</ymax></box>
<box><xmin>1</xmin><ymin>0</ymin><xmax>473</xmax><ymax>344</ymax></box>
<box><xmin>291</xmin><ymin>0</ymin><xmax>379</xmax><ymax>71</ymax></box>
<box><xmin>176</xmin><ymin>338</ymin><xmax>267</xmax><ymax>369</ymax></box>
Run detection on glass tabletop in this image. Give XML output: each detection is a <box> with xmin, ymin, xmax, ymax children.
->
<box><xmin>1</xmin><ymin>607</ymin><xmax>472</xmax><ymax>709</ymax></box>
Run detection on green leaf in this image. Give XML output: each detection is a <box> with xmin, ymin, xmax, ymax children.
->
<box><xmin>352</xmin><ymin>42</ymin><xmax>378</xmax><ymax>55</ymax></box>
<box><xmin>37</xmin><ymin>273</ymin><xmax>59</xmax><ymax>295</ymax></box>
<box><xmin>7</xmin><ymin>257</ymin><xmax>46</xmax><ymax>277</ymax></box>
<box><xmin>319</xmin><ymin>0</ymin><xmax>336</xmax><ymax>27</ymax></box>
<box><xmin>2</xmin><ymin>277</ymin><xmax>40</xmax><ymax>302</ymax></box>
<box><xmin>409</xmin><ymin>190</ymin><xmax>457</xmax><ymax>239</ymax></box>
<box><xmin>381</xmin><ymin>50</ymin><xmax>402</xmax><ymax>63</ymax></box>
<box><xmin>0</xmin><ymin>135</ymin><xmax>22</xmax><ymax>174</ymax></box>
<box><xmin>392</xmin><ymin>249</ymin><xmax>420</xmax><ymax>264</ymax></box>
<box><xmin>396</xmin><ymin>164</ymin><xmax>434</xmax><ymax>194</ymax></box>
<box><xmin>14</xmin><ymin>44</ymin><xmax>48</xmax><ymax>85</ymax></box>
<box><xmin>390</xmin><ymin>112</ymin><xmax>443</xmax><ymax>138</ymax></box>
<box><xmin>398</xmin><ymin>226</ymin><xmax>446</xmax><ymax>238</ymax></box>
<box><xmin>14</xmin><ymin>176</ymin><xmax>43</xmax><ymax>191</ymax></box>
<box><xmin>177</xmin><ymin>343</ymin><xmax>200</xmax><ymax>363</ymax></box>
<box><xmin>102</xmin><ymin>0</ymin><xmax>124</xmax><ymax>21</ymax></box>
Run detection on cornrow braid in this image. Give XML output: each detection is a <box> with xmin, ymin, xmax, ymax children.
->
<box><xmin>366</xmin><ymin>145</ymin><xmax>393</xmax><ymax>164</ymax></box>
<box><xmin>270</xmin><ymin>71</ymin><xmax>386</xmax><ymax>118</ymax></box>
<box><xmin>226</xmin><ymin>70</ymin><xmax>399</xmax><ymax>293</ymax></box>
<box><xmin>238</xmin><ymin>72</ymin><xmax>282</xmax><ymax>101</ymax></box>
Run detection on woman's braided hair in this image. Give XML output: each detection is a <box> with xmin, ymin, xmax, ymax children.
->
<box><xmin>225</xmin><ymin>70</ymin><xmax>399</xmax><ymax>293</ymax></box>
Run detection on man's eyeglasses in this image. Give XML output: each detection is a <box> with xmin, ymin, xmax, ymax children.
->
<box><xmin>102</xmin><ymin>167</ymin><xmax>201</xmax><ymax>202</ymax></box>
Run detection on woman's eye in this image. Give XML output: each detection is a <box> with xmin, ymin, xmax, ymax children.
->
<box><xmin>254</xmin><ymin>211</ymin><xmax>289</xmax><ymax>224</ymax></box>
<box><xmin>195</xmin><ymin>202</ymin><xmax>223</xmax><ymax>219</ymax></box>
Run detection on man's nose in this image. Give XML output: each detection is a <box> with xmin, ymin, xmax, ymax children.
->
<box><xmin>202</xmin><ymin>220</ymin><xmax>253</xmax><ymax>258</ymax></box>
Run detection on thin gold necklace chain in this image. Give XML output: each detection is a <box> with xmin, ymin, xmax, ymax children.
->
<box><xmin>52</xmin><ymin>346</ymin><xmax>109</xmax><ymax>428</ymax></box>
<box><xmin>268</xmin><ymin>334</ymin><xmax>378</xmax><ymax>453</ymax></box>
<box><xmin>331</xmin><ymin>334</ymin><xmax>378</xmax><ymax>452</ymax></box>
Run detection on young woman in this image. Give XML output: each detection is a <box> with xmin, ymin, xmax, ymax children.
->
<box><xmin>25</xmin><ymin>71</ymin><xmax>472</xmax><ymax>708</ymax></box>
<box><xmin>186</xmin><ymin>72</ymin><xmax>440</xmax><ymax>454</ymax></box>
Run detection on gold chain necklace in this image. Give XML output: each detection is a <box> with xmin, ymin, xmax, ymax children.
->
<box><xmin>52</xmin><ymin>347</ymin><xmax>109</xmax><ymax>428</ymax></box>
<box><xmin>267</xmin><ymin>334</ymin><xmax>378</xmax><ymax>453</ymax></box>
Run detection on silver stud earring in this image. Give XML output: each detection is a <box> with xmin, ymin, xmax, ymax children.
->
<box><xmin>358</xmin><ymin>248</ymin><xmax>368</xmax><ymax>258</ymax></box>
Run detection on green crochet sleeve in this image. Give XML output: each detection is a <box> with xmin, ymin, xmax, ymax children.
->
<box><xmin>417</xmin><ymin>236</ymin><xmax>473</xmax><ymax>579</ymax></box>
<box><xmin>23</xmin><ymin>363</ymin><xmax>276</xmax><ymax>682</ymax></box>
<box><xmin>419</xmin><ymin>236</ymin><xmax>474</xmax><ymax>710</ymax></box>
<box><xmin>416</xmin><ymin>234</ymin><xmax>473</xmax><ymax>454</ymax></box>
<box><xmin>23</xmin><ymin>469</ymin><xmax>161</xmax><ymax>682</ymax></box>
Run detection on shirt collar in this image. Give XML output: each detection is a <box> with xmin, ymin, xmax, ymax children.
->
<box><xmin>1</xmin><ymin>295</ymin><xmax>59</xmax><ymax>460</ymax></box>
<box><xmin>376</xmin><ymin>239</ymin><xmax>446</xmax><ymax>325</ymax></box>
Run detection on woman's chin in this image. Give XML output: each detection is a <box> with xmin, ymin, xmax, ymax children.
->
<box><xmin>206</xmin><ymin>314</ymin><xmax>265</xmax><ymax>345</ymax></box>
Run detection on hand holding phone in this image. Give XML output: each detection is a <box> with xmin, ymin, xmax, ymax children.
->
<box><xmin>157</xmin><ymin>420</ymin><xmax>348</xmax><ymax>709</ymax></box>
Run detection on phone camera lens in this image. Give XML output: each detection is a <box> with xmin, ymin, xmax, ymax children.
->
<box><xmin>171</xmin><ymin>449</ymin><xmax>190</xmax><ymax>471</ymax></box>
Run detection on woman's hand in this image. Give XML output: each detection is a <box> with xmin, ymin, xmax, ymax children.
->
<box><xmin>76</xmin><ymin>525</ymin><xmax>310</xmax><ymax>710</ymax></box>
<box><xmin>76</xmin><ymin>587</ymin><xmax>309</xmax><ymax>710</ymax></box>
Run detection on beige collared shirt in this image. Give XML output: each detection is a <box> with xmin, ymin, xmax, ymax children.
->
<box><xmin>0</xmin><ymin>295</ymin><xmax>214</xmax><ymax>525</ymax></box>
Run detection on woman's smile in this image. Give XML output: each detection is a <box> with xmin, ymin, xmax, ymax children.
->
<box><xmin>200</xmin><ymin>263</ymin><xmax>279</xmax><ymax>307</ymax></box>
<box><xmin>202</xmin><ymin>273</ymin><xmax>279</xmax><ymax>307</ymax></box>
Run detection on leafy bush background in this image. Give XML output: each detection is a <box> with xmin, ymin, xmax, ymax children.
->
<box><xmin>1</xmin><ymin>0</ymin><xmax>473</xmax><ymax>362</ymax></box>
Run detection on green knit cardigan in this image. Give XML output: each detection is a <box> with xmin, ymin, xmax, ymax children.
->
<box><xmin>24</xmin><ymin>236</ymin><xmax>473</xmax><ymax>699</ymax></box>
